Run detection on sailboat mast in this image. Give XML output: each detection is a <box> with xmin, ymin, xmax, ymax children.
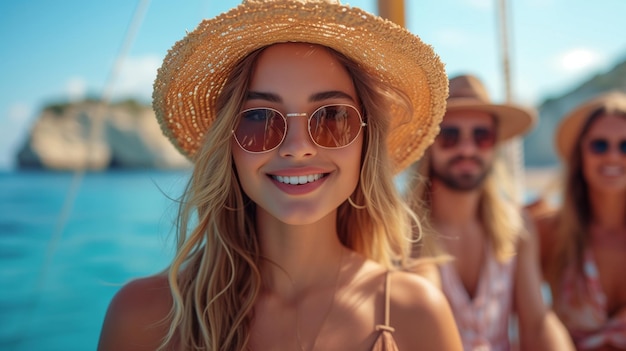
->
<box><xmin>497</xmin><ymin>0</ymin><xmax>512</xmax><ymax>103</ymax></box>
<box><xmin>496</xmin><ymin>0</ymin><xmax>525</xmax><ymax>202</ymax></box>
<box><xmin>377</xmin><ymin>0</ymin><xmax>405</xmax><ymax>27</ymax></box>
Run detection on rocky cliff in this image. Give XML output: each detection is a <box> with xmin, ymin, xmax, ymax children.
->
<box><xmin>16</xmin><ymin>99</ymin><xmax>191</xmax><ymax>170</ymax></box>
<box><xmin>523</xmin><ymin>57</ymin><xmax>626</xmax><ymax>166</ymax></box>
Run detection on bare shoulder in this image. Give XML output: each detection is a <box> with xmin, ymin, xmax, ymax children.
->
<box><xmin>97</xmin><ymin>275</ymin><xmax>173</xmax><ymax>351</ymax></box>
<box><xmin>388</xmin><ymin>271</ymin><xmax>462</xmax><ymax>350</ymax></box>
<box><xmin>407</xmin><ymin>258</ymin><xmax>442</xmax><ymax>289</ymax></box>
<box><xmin>531</xmin><ymin>210</ymin><xmax>560</xmax><ymax>270</ymax></box>
<box><xmin>388</xmin><ymin>270</ymin><xmax>448</xmax><ymax>315</ymax></box>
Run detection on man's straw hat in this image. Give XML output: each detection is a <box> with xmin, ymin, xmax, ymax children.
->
<box><xmin>152</xmin><ymin>0</ymin><xmax>448</xmax><ymax>172</ymax></box>
<box><xmin>555</xmin><ymin>91</ymin><xmax>626</xmax><ymax>160</ymax></box>
<box><xmin>445</xmin><ymin>74</ymin><xmax>536</xmax><ymax>141</ymax></box>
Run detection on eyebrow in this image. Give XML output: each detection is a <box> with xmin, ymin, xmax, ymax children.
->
<box><xmin>246</xmin><ymin>90</ymin><xmax>356</xmax><ymax>103</ymax></box>
<box><xmin>246</xmin><ymin>91</ymin><xmax>281</xmax><ymax>102</ymax></box>
<box><xmin>310</xmin><ymin>91</ymin><xmax>356</xmax><ymax>103</ymax></box>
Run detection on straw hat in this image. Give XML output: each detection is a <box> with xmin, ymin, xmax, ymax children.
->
<box><xmin>445</xmin><ymin>74</ymin><xmax>536</xmax><ymax>141</ymax></box>
<box><xmin>555</xmin><ymin>91</ymin><xmax>626</xmax><ymax>160</ymax></box>
<box><xmin>152</xmin><ymin>0</ymin><xmax>448</xmax><ymax>173</ymax></box>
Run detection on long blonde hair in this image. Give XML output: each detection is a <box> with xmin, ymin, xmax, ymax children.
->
<box><xmin>546</xmin><ymin>106</ymin><xmax>626</xmax><ymax>300</ymax></box>
<box><xmin>406</xmin><ymin>148</ymin><xmax>523</xmax><ymax>262</ymax></box>
<box><xmin>158</xmin><ymin>44</ymin><xmax>419</xmax><ymax>350</ymax></box>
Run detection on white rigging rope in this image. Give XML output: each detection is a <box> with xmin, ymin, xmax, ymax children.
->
<box><xmin>28</xmin><ymin>0</ymin><xmax>152</xmax><ymax>334</ymax></box>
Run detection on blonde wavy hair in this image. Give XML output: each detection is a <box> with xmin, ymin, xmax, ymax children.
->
<box><xmin>405</xmin><ymin>145</ymin><xmax>523</xmax><ymax>263</ymax></box>
<box><xmin>157</xmin><ymin>44</ymin><xmax>420</xmax><ymax>351</ymax></box>
<box><xmin>546</xmin><ymin>106</ymin><xmax>626</xmax><ymax>301</ymax></box>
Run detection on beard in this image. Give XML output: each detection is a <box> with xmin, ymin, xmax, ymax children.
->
<box><xmin>431</xmin><ymin>155</ymin><xmax>491</xmax><ymax>192</ymax></box>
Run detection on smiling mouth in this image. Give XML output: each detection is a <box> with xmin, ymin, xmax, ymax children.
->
<box><xmin>271</xmin><ymin>173</ymin><xmax>326</xmax><ymax>185</ymax></box>
<box><xmin>599</xmin><ymin>165</ymin><xmax>624</xmax><ymax>177</ymax></box>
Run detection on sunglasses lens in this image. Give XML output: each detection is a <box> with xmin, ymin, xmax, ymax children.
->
<box><xmin>620</xmin><ymin>141</ymin><xmax>626</xmax><ymax>154</ymax></box>
<box><xmin>233</xmin><ymin>105</ymin><xmax>364</xmax><ymax>152</ymax></box>
<box><xmin>438</xmin><ymin>127</ymin><xmax>460</xmax><ymax>148</ymax></box>
<box><xmin>234</xmin><ymin>108</ymin><xmax>286</xmax><ymax>152</ymax></box>
<box><xmin>473</xmin><ymin>128</ymin><xmax>496</xmax><ymax>149</ymax></box>
<box><xmin>309</xmin><ymin>105</ymin><xmax>363</xmax><ymax>148</ymax></box>
<box><xmin>588</xmin><ymin>139</ymin><xmax>609</xmax><ymax>154</ymax></box>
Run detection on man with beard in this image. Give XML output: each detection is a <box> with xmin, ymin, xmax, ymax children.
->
<box><xmin>406</xmin><ymin>75</ymin><xmax>574</xmax><ymax>351</ymax></box>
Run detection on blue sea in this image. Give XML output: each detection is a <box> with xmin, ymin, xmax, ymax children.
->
<box><xmin>0</xmin><ymin>170</ymin><xmax>191</xmax><ymax>351</ymax></box>
<box><xmin>0</xmin><ymin>169</ymin><xmax>553</xmax><ymax>350</ymax></box>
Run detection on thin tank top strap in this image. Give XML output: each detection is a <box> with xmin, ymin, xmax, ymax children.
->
<box><xmin>384</xmin><ymin>270</ymin><xmax>391</xmax><ymax>327</ymax></box>
<box><xmin>371</xmin><ymin>271</ymin><xmax>399</xmax><ymax>351</ymax></box>
<box><xmin>376</xmin><ymin>271</ymin><xmax>395</xmax><ymax>332</ymax></box>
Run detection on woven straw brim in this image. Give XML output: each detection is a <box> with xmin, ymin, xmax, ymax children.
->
<box><xmin>556</xmin><ymin>91</ymin><xmax>626</xmax><ymax>160</ymax></box>
<box><xmin>446</xmin><ymin>99</ymin><xmax>536</xmax><ymax>141</ymax></box>
<box><xmin>152</xmin><ymin>0</ymin><xmax>448</xmax><ymax>173</ymax></box>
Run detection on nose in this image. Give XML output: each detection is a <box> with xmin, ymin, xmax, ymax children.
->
<box><xmin>278</xmin><ymin>115</ymin><xmax>317</xmax><ymax>158</ymax></box>
<box><xmin>456</xmin><ymin>133</ymin><xmax>479</xmax><ymax>156</ymax></box>
<box><xmin>605</xmin><ymin>145</ymin><xmax>623</xmax><ymax>160</ymax></box>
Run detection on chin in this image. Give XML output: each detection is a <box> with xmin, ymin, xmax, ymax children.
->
<box><xmin>588</xmin><ymin>180</ymin><xmax>626</xmax><ymax>193</ymax></box>
<box><xmin>266</xmin><ymin>204</ymin><xmax>336</xmax><ymax>226</ymax></box>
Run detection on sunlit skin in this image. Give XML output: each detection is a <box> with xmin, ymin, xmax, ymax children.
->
<box><xmin>232</xmin><ymin>43</ymin><xmax>362</xmax><ymax>228</ymax></box>
<box><xmin>536</xmin><ymin>114</ymin><xmax>626</xmax><ymax>351</ymax></box>
<box><xmin>231</xmin><ymin>45</ymin><xmax>365</xmax><ymax>349</ymax></box>
<box><xmin>581</xmin><ymin>114</ymin><xmax>626</xmax><ymax>194</ymax></box>
<box><xmin>582</xmin><ymin>114</ymin><xmax>626</xmax><ymax>342</ymax></box>
<box><xmin>430</xmin><ymin>110</ymin><xmax>496</xmax><ymax>192</ymax></box>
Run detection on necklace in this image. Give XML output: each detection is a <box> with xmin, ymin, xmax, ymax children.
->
<box><xmin>295</xmin><ymin>249</ymin><xmax>344</xmax><ymax>351</ymax></box>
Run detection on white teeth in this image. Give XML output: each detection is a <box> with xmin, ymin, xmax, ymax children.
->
<box><xmin>600</xmin><ymin>166</ymin><xmax>624</xmax><ymax>176</ymax></box>
<box><xmin>274</xmin><ymin>174</ymin><xmax>323</xmax><ymax>185</ymax></box>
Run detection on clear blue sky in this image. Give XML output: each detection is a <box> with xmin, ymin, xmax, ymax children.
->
<box><xmin>1</xmin><ymin>0</ymin><xmax>625</xmax><ymax>170</ymax></box>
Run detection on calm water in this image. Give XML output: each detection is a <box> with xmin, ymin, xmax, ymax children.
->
<box><xmin>0</xmin><ymin>170</ymin><xmax>190</xmax><ymax>351</ymax></box>
<box><xmin>0</xmin><ymin>169</ymin><xmax>551</xmax><ymax>350</ymax></box>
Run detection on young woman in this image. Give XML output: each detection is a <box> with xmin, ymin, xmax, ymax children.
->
<box><xmin>536</xmin><ymin>91</ymin><xmax>626</xmax><ymax>350</ymax></box>
<box><xmin>97</xmin><ymin>1</ymin><xmax>462</xmax><ymax>350</ymax></box>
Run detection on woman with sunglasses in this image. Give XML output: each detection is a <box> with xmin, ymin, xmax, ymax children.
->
<box><xmin>97</xmin><ymin>1</ymin><xmax>463</xmax><ymax>350</ymax></box>
<box><xmin>535</xmin><ymin>91</ymin><xmax>626</xmax><ymax>350</ymax></box>
<box><xmin>405</xmin><ymin>74</ymin><xmax>574</xmax><ymax>351</ymax></box>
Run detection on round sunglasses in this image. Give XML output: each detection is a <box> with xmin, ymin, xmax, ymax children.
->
<box><xmin>587</xmin><ymin>138</ymin><xmax>626</xmax><ymax>155</ymax></box>
<box><xmin>437</xmin><ymin>126</ymin><xmax>497</xmax><ymax>149</ymax></box>
<box><xmin>232</xmin><ymin>104</ymin><xmax>366</xmax><ymax>153</ymax></box>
